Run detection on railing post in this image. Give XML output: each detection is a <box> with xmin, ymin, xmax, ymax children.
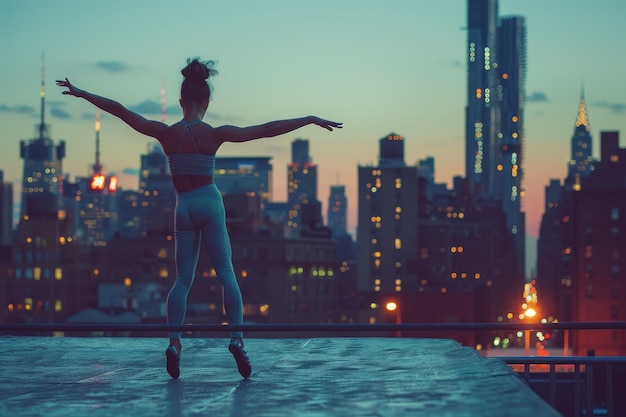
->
<box><xmin>575</xmin><ymin>363</ymin><xmax>581</xmax><ymax>416</ymax></box>
<box><xmin>586</xmin><ymin>365</ymin><xmax>594</xmax><ymax>417</ymax></box>
<box><xmin>607</xmin><ymin>363</ymin><xmax>613</xmax><ymax>417</ymax></box>
<box><xmin>549</xmin><ymin>363</ymin><xmax>556</xmax><ymax>406</ymax></box>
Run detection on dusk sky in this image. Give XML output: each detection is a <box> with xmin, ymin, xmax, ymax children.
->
<box><xmin>2</xmin><ymin>1</ymin><xmax>626</xmax><ymax>274</ymax></box>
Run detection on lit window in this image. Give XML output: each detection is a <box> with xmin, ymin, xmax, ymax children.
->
<box><xmin>54</xmin><ymin>268</ymin><xmax>62</xmax><ymax>280</ymax></box>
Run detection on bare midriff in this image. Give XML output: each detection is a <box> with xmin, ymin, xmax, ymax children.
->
<box><xmin>171</xmin><ymin>174</ymin><xmax>214</xmax><ymax>193</ymax></box>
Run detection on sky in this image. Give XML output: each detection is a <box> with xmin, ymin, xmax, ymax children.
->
<box><xmin>2</xmin><ymin>0</ymin><xmax>626</xmax><ymax>275</ymax></box>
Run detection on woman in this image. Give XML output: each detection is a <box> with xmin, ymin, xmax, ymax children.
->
<box><xmin>57</xmin><ymin>58</ymin><xmax>342</xmax><ymax>380</ymax></box>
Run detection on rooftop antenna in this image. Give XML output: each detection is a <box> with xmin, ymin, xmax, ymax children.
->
<box><xmin>161</xmin><ymin>71</ymin><xmax>166</xmax><ymax>123</ymax></box>
<box><xmin>38</xmin><ymin>52</ymin><xmax>49</xmax><ymax>141</ymax></box>
<box><xmin>93</xmin><ymin>112</ymin><xmax>103</xmax><ymax>174</ymax></box>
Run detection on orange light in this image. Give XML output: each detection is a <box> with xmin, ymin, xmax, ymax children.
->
<box><xmin>385</xmin><ymin>302</ymin><xmax>397</xmax><ymax>312</ymax></box>
<box><xmin>90</xmin><ymin>174</ymin><xmax>106</xmax><ymax>190</ymax></box>
<box><xmin>108</xmin><ymin>176</ymin><xmax>118</xmax><ymax>192</ymax></box>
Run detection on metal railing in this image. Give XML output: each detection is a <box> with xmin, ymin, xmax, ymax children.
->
<box><xmin>1</xmin><ymin>321</ymin><xmax>625</xmax><ymax>333</ymax></box>
<box><xmin>501</xmin><ymin>356</ymin><xmax>625</xmax><ymax>417</ymax></box>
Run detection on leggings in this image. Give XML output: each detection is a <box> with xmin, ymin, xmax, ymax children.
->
<box><xmin>166</xmin><ymin>183</ymin><xmax>243</xmax><ymax>340</ymax></box>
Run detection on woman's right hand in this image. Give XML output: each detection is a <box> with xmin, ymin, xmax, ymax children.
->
<box><xmin>55</xmin><ymin>78</ymin><xmax>83</xmax><ymax>97</ymax></box>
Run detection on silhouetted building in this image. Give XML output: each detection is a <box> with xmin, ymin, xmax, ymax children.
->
<box><xmin>327</xmin><ymin>185</ymin><xmax>347</xmax><ymax>238</ymax></box>
<box><xmin>569</xmin><ymin>131</ymin><xmax>626</xmax><ymax>356</ymax></box>
<box><xmin>538</xmin><ymin>130</ymin><xmax>626</xmax><ymax>356</ymax></box>
<box><xmin>0</xmin><ymin>171</ymin><xmax>12</xmax><ymax>247</ymax></box>
<box><xmin>19</xmin><ymin>64</ymin><xmax>65</xmax><ymax>217</ymax></box>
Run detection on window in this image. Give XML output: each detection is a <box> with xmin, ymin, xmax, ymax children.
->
<box><xmin>611</xmin><ymin>208</ymin><xmax>619</xmax><ymax>220</ymax></box>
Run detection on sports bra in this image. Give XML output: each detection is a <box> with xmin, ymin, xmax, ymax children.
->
<box><xmin>167</xmin><ymin>120</ymin><xmax>215</xmax><ymax>177</ymax></box>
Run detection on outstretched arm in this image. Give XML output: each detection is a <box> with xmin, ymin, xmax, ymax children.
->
<box><xmin>216</xmin><ymin>116</ymin><xmax>342</xmax><ymax>143</ymax></box>
<box><xmin>56</xmin><ymin>78</ymin><xmax>167</xmax><ymax>139</ymax></box>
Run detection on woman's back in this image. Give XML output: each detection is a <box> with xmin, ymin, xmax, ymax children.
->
<box><xmin>161</xmin><ymin>121</ymin><xmax>222</xmax><ymax>192</ymax></box>
<box><xmin>160</xmin><ymin>121</ymin><xmax>222</xmax><ymax>156</ymax></box>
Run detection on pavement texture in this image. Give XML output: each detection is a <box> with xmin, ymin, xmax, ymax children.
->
<box><xmin>0</xmin><ymin>336</ymin><xmax>561</xmax><ymax>417</ymax></box>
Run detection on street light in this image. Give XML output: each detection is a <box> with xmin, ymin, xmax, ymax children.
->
<box><xmin>385</xmin><ymin>301</ymin><xmax>401</xmax><ymax>337</ymax></box>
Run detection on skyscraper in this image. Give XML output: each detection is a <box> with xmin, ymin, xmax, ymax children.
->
<box><xmin>287</xmin><ymin>139</ymin><xmax>318</xmax><ymax>236</ymax></box>
<box><xmin>497</xmin><ymin>15</ymin><xmax>527</xmax><ymax>276</ymax></box>
<box><xmin>465</xmin><ymin>0</ymin><xmax>499</xmax><ymax>196</ymax></box>
<box><xmin>19</xmin><ymin>61</ymin><xmax>65</xmax><ymax>217</ymax></box>
<box><xmin>357</xmin><ymin>133</ymin><xmax>418</xmax><ymax>293</ymax></box>
<box><xmin>567</xmin><ymin>91</ymin><xmax>594</xmax><ymax>185</ymax></box>
<box><xmin>327</xmin><ymin>185</ymin><xmax>347</xmax><ymax>237</ymax></box>
<box><xmin>466</xmin><ymin>0</ymin><xmax>527</xmax><ymax>281</ymax></box>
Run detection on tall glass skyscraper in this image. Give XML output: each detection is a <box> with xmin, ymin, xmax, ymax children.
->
<box><xmin>466</xmin><ymin>0</ymin><xmax>527</xmax><ymax>280</ymax></box>
<box><xmin>465</xmin><ymin>0</ymin><xmax>499</xmax><ymax>197</ymax></box>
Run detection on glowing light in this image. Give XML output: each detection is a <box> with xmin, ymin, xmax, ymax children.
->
<box><xmin>386</xmin><ymin>302</ymin><xmax>397</xmax><ymax>312</ymax></box>
<box><xmin>90</xmin><ymin>174</ymin><xmax>106</xmax><ymax>190</ymax></box>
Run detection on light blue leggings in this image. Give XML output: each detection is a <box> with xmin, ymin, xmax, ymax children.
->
<box><xmin>166</xmin><ymin>183</ymin><xmax>243</xmax><ymax>340</ymax></box>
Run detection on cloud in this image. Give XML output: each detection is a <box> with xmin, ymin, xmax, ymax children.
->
<box><xmin>526</xmin><ymin>92</ymin><xmax>548</xmax><ymax>103</ymax></box>
<box><xmin>593</xmin><ymin>101</ymin><xmax>626</xmax><ymax>113</ymax></box>
<box><xmin>121</xmin><ymin>167</ymin><xmax>140</xmax><ymax>176</ymax></box>
<box><xmin>50</xmin><ymin>108</ymin><xmax>72</xmax><ymax>119</ymax></box>
<box><xmin>95</xmin><ymin>61</ymin><xmax>131</xmax><ymax>73</ymax></box>
<box><xmin>0</xmin><ymin>104</ymin><xmax>35</xmax><ymax>114</ymax></box>
<box><xmin>127</xmin><ymin>100</ymin><xmax>180</xmax><ymax>116</ymax></box>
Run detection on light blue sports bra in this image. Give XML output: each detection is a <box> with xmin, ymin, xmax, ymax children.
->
<box><xmin>167</xmin><ymin>120</ymin><xmax>215</xmax><ymax>177</ymax></box>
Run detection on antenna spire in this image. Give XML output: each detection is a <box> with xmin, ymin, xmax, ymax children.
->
<box><xmin>93</xmin><ymin>112</ymin><xmax>103</xmax><ymax>174</ymax></box>
<box><xmin>38</xmin><ymin>52</ymin><xmax>48</xmax><ymax>140</ymax></box>
<box><xmin>161</xmin><ymin>71</ymin><xmax>166</xmax><ymax>123</ymax></box>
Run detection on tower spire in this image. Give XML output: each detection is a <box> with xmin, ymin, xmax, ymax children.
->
<box><xmin>38</xmin><ymin>52</ymin><xmax>48</xmax><ymax>141</ymax></box>
<box><xmin>161</xmin><ymin>71</ymin><xmax>166</xmax><ymax>123</ymax></box>
<box><xmin>93</xmin><ymin>112</ymin><xmax>103</xmax><ymax>174</ymax></box>
<box><xmin>575</xmin><ymin>88</ymin><xmax>590</xmax><ymax>132</ymax></box>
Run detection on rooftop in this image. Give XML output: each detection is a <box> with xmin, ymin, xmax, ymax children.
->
<box><xmin>0</xmin><ymin>336</ymin><xmax>559</xmax><ymax>417</ymax></box>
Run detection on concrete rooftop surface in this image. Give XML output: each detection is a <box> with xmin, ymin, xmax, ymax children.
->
<box><xmin>0</xmin><ymin>336</ymin><xmax>560</xmax><ymax>417</ymax></box>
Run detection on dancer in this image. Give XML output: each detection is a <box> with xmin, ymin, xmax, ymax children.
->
<box><xmin>57</xmin><ymin>58</ymin><xmax>342</xmax><ymax>379</ymax></box>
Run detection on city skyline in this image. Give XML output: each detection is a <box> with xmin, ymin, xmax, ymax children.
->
<box><xmin>2</xmin><ymin>1</ymin><xmax>626</xmax><ymax>265</ymax></box>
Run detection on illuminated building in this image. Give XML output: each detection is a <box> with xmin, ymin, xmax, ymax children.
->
<box><xmin>74</xmin><ymin>113</ymin><xmax>118</xmax><ymax>246</ymax></box>
<box><xmin>138</xmin><ymin>143</ymin><xmax>175</xmax><ymax>236</ymax></box>
<box><xmin>357</xmin><ymin>133</ymin><xmax>418</xmax><ymax>294</ymax></box>
<box><xmin>466</xmin><ymin>0</ymin><xmax>526</xmax><ymax>284</ymax></box>
<box><xmin>214</xmin><ymin>156</ymin><xmax>273</xmax><ymax>204</ymax></box>
<box><xmin>496</xmin><ymin>15</ymin><xmax>527</xmax><ymax>282</ymax></box>
<box><xmin>287</xmin><ymin>139</ymin><xmax>319</xmax><ymax>237</ymax></box>
<box><xmin>19</xmin><ymin>60</ymin><xmax>65</xmax><ymax>217</ymax></box>
<box><xmin>566</xmin><ymin>90</ymin><xmax>595</xmax><ymax>187</ymax></box>
<box><xmin>465</xmin><ymin>0</ymin><xmax>499</xmax><ymax>196</ymax></box>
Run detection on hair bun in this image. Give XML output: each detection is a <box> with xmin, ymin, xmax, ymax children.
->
<box><xmin>181</xmin><ymin>58</ymin><xmax>218</xmax><ymax>81</ymax></box>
